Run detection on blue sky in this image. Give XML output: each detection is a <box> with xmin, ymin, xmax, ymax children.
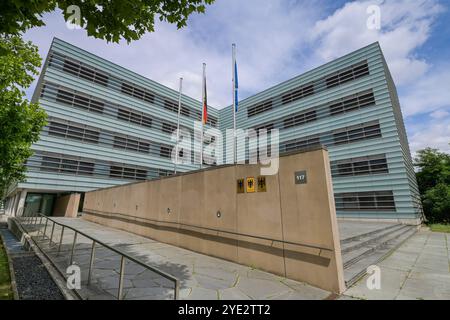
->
<box><xmin>23</xmin><ymin>0</ymin><xmax>450</xmax><ymax>154</ymax></box>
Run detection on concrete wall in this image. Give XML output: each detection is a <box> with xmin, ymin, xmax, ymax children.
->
<box><xmin>53</xmin><ymin>193</ymin><xmax>81</xmax><ymax>218</ymax></box>
<box><xmin>82</xmin><ymin>147</ymin><xmax>345</xmax><ymax>293</ymax></box>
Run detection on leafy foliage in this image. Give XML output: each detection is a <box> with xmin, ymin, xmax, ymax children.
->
<box><xmin>0</xmin><ymin>0</ymin><xmax>215</xmax><ymax>43</ymax></box>
<box><xmin>414</xmin><ymin>148</ymin><xmax>450</xmax><ymax>223</ymax></box>
<box><xmin>0</xmin><ymin>36</ymin><xmax>47</xmax><ymax>197</ymax></box>
<box><xmin>422</xmin><ymin>184</ymin><xmax>450</xmax><ymax>224</ymax></box>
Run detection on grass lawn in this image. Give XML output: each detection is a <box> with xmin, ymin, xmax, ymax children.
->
<box><xmin>428</xmin><ymin>224</ymin><xmax>450</xmax><ymax>233</ymax></box>
<box><xmin>0</xmin><ymin>238</ymin><xmax>14</xmax><ymax>300</ymax></box>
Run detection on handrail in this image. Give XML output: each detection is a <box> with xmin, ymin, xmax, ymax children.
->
<box><xmin>83</xmin><ymin>209</ymin><xmax>334</xmax><ymax>253</ymax></box>
<box><xmin>17</xmin><ymin>212</ymin><xmax>179</xmax><ymax>300</ymax></box>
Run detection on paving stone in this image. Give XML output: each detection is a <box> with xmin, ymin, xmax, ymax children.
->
<box><xmin>344</xmin><ymin>267</ymin><xmax>409</xmax><ymax>300</ymax></box>
<box><xmin>195</xmin><ymin>266</ymin><xmax>238</xmax><ymax>282</ymax></box>
<box><xmin>236</xmin><ymin>277</ymin><xmax>291</xmax><ymax>299</ymax></box>
<box><xmin>131</xmin><ymin>278</ymin><xmax>160</xmax><ymax>288</ymax></box>
<box><xmin>125</xmin><ymin>287</ymin><xmax>174</xmax><ymax>300</ymax></box>
<box><xmin>185</xmin><ymin>287</ymin><xmax>218</xmax><ymax>300</ymax></box>
<box><xmin>219</xmin><ymin>288</ymin><xmax>251</xmax><ymax>300</ymax></box>
<box><xmin>193</xmin><ymin>274</ymin><xmax>235</xmax><ymax>290</ymax></box>
<box><xmin>97</xmin><ymin>276</ymin><xmax>133</xmax><ymax>290</ymax></box>
<box><xmin>247</xmin><ymin>269</ymin><xmax>283</xmax><ymax>282</ymax></box>
<box><xmin>35</xmin><ymin>218</ymin><xmax>333</xmax><ymax>300</ymax></box>
<box><xmin>281</xmin><ymin>279</ymin><xmax>330</xmax><ymax>299</ymax></box>
<box><xmin>399</xmin><ymin>277</ymin><xmax>450</xmax><ymax>300</ymax></box>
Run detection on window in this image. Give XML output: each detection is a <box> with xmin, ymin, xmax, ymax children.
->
<box><xmin>325</xmin><ymin>61</ymin><xmax>369</xmax><ymax>89</ymax></box>
<box><xmin>117</xmin><ymin>108</ymin><xmax>153</xmax><ymax>128</ymax></box>
<box><xmin>281</xmin><ymin>83</ymin><xmax>315</xmax><ymax>105</ymax></box>
<box><xmin>335</xmin><ymin>191</ymin><xmax>396</xmax><ymax>211</ymax></box>
<box><xmin>109</xmin><ymin>166</ymin><xmax>147</xmax><ymax>180</ymax></box>
<box><xmin>162</xmin><ymin>122</ymin><xmax>177</xmax><ymax>134</ymax></box>
<box><xmin>329</xmin><ymin>90</ymin><xmax>375</xmax><ymax>116</ymax></box>
<box><xmin>164</xmin><ymin>100</ymin><xmax>178</xmax><ymax>113</ymax></box>
<box><xmin>55</xmin><ymin>89</ymin><xmax>104</xmax><ymax>114</ymax></box>
<box><xmin>283</xmin><ymin>135</ymin><xmax>321</xmax><ymax>152</ymax></box>
<box><xmin>121</xmin><ymin>82</ymin><xmax>155</xmax><ymax>103</ymax></box>
<box><xmin>113</xmin><ymin>136</ymin><xmax>151</xmax><ymax>154</ymax></box>
<box><xmin>283</xmin><ymin>109</ymin><xmax>317</xmax><ymax>129</ymax></box>
<box><xmin>247</xmin><ymin>99</ymin><xmax>273</xmax><ymax>118</ymax></box>
<box><xmin>254</xmin><ymin>123</ymin><xmax>275</xmax><ymax>133</ymax></box>
<box><xmin>48</xmin><ymin>121</ymin><xmax>100</xmax><ymax>144</ymax></box>
<box><xmin>40</xmin><ymin>156</ymin><xmax>95</xmax><ymax>176</ymax></box>
<box><xmin>160</xmin><ymin>145</ymin><xmax>172</xmax><ymax>158</ymax></box>
<box><xmin>207</xmin><ymin>116</ymin><xmax>218</xmax><ymax>128</ymax></box>
<box><xmin>62</xmin><ymin>58</ymin><xmax>109</xmax><ymax>86</ymax></box>
<box><xmin>333</xmin><ymin>122</ymin><xmax>381</xmax><ymax>145</ymax></box>
<box><xmin>331</xmin><ymin>154</ymin><xmax>389</xmax><ymax>177</ymax></box>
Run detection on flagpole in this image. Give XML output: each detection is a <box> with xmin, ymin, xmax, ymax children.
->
<box><xmin>174</xmin><ymin>77</ymin><xmax>183</xmax><ymax>174</ymax></box>
<box><xmin>200</xmin><ymin>63</ymin><xmax>206</xmax><ymax>169</ymax></box>
<box><xmin>232</xmin><ymin>44</ymin><xmax>237</xmax><ymax>164</ymax></box>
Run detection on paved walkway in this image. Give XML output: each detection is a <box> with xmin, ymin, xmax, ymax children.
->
<box><xmin>23</xmin><ymin>218</ymin><xmax>330</xmax><ymax>300</ymax></box>
<box><xmin>341</xmin><ymin>230</ymin><xmax>450</xmax><ymax>300</ymax></box>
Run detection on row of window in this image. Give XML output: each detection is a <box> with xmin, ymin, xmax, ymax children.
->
<box><xmin>47</xmin><ymin>119</ymin><xmax>173</xmax><ymax>159</ymax></box>
<box><xmin>49</xmin><ymin>52</ymin><xmax>218</xmax><ymax>127</ymax></box>
<box><xmin>247</xmin><ymin>60</ymin><xmax>370</xmax><ymax>118</ymax></box>
<box><xmin>330</xmin><ymin>154</ymin><xmax>389</xmax><ymax>177</ymax></box>
<box><xmin>62</xmin><ymin>59</ymin><xmax>109</xmax><ymax>87</ymax></box>
<box><xmin>55</xmin><ymin>87</ymin><xmax>104</xmax><ymax>114</ymax></box>
<box><xmin>251</xmin><ymin>90</ymin><xmax>376</xmax><ymax>133</ymax></box>
<box><xmin>335</xmin><ymin>191</ymin><xmax>396</xmax><ymax>212</ymax></box>
<box><xmin>29</xmin><ymin>151</ymin><xmax>174</xmax><ymax>181</ymax></box>
<box><xmin>48</xmin><ymin>121</ymin><xmax>100</xmax><ymax>144</ymax></box>
<box><xmin>41</xmin><ymin>82</ymin><xmax>193</xmax><ymax>136</ymax></box>
<box><xmin>281</xmin><ymin>121</ymin><xmax>382</xmax><ymax>153</ymax></box>
<box><xmin>121</xmin><ymin>82</ymin><xmax>155</xmax><ymax>104</ymax></box>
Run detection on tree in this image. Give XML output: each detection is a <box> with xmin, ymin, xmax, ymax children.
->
<box><xmin>414</xmin><ymin>148</ymin><xmax>450</xmax><ymax>223</ymax></box>
<box><xmin>414</xmin><ymin>148</ymin><xmax>450</xmax><ymax>194</ymax></box>
<box><xmin>0</xmin><ymin>0</ymin><xmax>215</xmax><ymax>43</ymax></box>
<box><xmin>0</xmin><ymin>36</ymin><xmax>47</xmax><ymax>198</ymax></box>
<box><xmin>422</xmin><ymin>184</ymin><xmax>450</xmax><ymax>224</ymax></box>
<box><xmin>0</xmin><ymin>0</ymin><xmax>215</xmax><ymax>197</ymax></box>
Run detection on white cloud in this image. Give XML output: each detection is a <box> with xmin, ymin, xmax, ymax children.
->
<box><xmin>400</xmin><ymin>66</ymin><xmax>450</xmax><ymax>117</ymax></box>
<box><xmin>407</xmin><ymin>116</ymin><xmax>450</xmax><ymax>155</ymax></box>
<box><xmin>24</xmin><ymin>0</ymin><xmax>322</xmax><ymax>108</ymax></box>
<box><xmin>310</xmin><ymin>0</ymin><xmax>444</xmax><ymax>86</ymax></box>
<box><xmin>430</xmin><ymin>109</ymin><xmax>450</xmax><ymax>119</ymax></box>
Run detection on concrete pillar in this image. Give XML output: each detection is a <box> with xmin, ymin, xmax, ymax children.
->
<box><xmin>7</xmin><ymin>194</ymin><xmax>19</xmax><ymax>216</ymax></box>
<box><xmin>15</xmin><ymin>190</ymin><xmax>28</xmax><ymax>217</ymax></box>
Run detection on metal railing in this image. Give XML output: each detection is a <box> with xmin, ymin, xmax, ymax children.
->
<box><xmin>17</xmin><ymin>212</ymin><xmax>180</xmax><ymax>300</ymax></box>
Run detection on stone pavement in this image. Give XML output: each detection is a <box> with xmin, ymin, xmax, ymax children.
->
<box><xmin>341</xmin><ymin>230</ymin><xmax>450</xmax><ymax>300</ymax></box>
<box><xmin>22</xmin><ymin>218</ymin><xmax>330</xmax><ymax>300</ymax></box>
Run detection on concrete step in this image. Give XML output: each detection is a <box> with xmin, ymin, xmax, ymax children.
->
<box><xmin>343</xmin><ymin>226</ymin><xmax>417</xmax><ymax>287</ymax></box>
<box><xmin>341</xmin><ymin>224</ymin><xmax>408</xmax><ymax>254</ymax></box>
<box><xmin>342</xmin><ymin>225</ymin><xmax>413</xmax><ymax>269</ymax></box>
<box><xmin>340</xmin><ymin>223</ymin><xmax>403</xmax><ymax>245</ymax></box>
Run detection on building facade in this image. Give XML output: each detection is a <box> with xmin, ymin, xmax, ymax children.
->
<box><xmin>3</xmin><ymin>38</ymin><xmax>422</xmax><ymax>224</ymax></box>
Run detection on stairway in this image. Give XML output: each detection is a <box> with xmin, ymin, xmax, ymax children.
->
<box><xmin>340</xmin><ymin>222</ymin><xmax>418</xmax><ymax>287</ymax></box>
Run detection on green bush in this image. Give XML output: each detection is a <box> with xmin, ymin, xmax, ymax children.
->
<box><xmin>422</xmin><ymin>184</ymin><xmax>450</xmax><ymax>224</ymax></box>
<box><xmin>415</xmin><ymin>148</ymin><xmax>450</xmax><ymax>223</ymax></box>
